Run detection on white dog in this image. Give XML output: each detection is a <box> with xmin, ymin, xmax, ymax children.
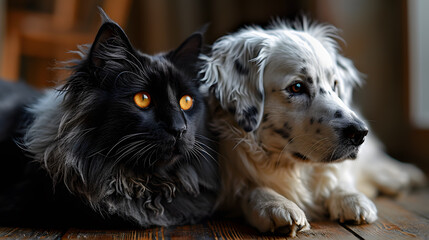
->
<box><xmin>200</xmin><ymin>19</ymin><xmax>425</xmax><ymax>236</ymax></box>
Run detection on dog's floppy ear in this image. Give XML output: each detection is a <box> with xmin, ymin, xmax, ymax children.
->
<box><xmin>200</xmin><ymin>29</ymin><xmax>270</xmax><ymax>132</ymax></box>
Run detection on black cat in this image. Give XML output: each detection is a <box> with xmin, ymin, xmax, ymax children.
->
<box><xmin>0</xmin><ymin>10</ymin><xmax>218</xmax><ymax>228</ymax></box>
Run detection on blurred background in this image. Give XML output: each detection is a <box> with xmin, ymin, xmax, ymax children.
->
<box><xmin>0</xmin><ymin>0</ymin><xmax>427</xmax><ymax>173</ymax></box>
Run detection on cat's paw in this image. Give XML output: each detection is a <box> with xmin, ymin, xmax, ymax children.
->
<box><xmin>247</xmin><ymin>198</ymin><xmax>310</xmax><ymax>236</ymax></box>
<box><xmin>327</xmin><ymin>192</ymin><xmax>377</xmax><ymax>224</ymax></box>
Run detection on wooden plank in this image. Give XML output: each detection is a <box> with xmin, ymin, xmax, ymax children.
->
<box><xmin>62</xmin><ymin>223</ymin><xmax>216</xmax><ymax>240</ymax></box>
<box><xmin>62</xmin><ymin>225</ymin><xmax>210</xmax><ymax>240</ymax></box>
<box><xmin>344</xmin><ymin>197</ymin><xmax>429</xmax><ymax>240</ymax></box>
<box><xmin>62</xmin><ymin>220</ymin><xmax>357</xmax><ymax>240</ymax></box>
<box><xmin>296</xmin><ymin>222</ymin><xmax>359</xmax><ymax>240</ymax></box>
<box><xmin>395</xmin><ymin>187</ymin><xmax>429</xmax><ymax>219</ymax></box>
<box><xmin>208</xmin><ymin>220</ymin><xmax>358</xmax><ymax>240</ymax></box>
<box><xmin>61</xmin><ymin>229</ymin><xmax>149</xmax><ymax>240</ymax></box>
<box><xmin>0</xmin><ymin>227</ymin><xmax>63</xmax><ymax>240</ymax></box>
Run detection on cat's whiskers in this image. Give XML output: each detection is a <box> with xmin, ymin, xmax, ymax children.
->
<box><xmin>147</xmin><ymin>146</ymin><xmax>159</xmax><ymax>166</ymax></box>
<box><xmin>193</xmin><ymin>141</ymin><xmax>218</xmax><ymax>165</ymax></box>
<box><xmin>114</xmin><ymin>141</ymin><xmax>147</xmax><ymax>165</ymax></box>
<box><xmin>105</xmin><ymin>132</ymin><xmax>149</xmax><ymax>159</ymax></box>
<box><xmin>194</xmin><ymin>138</ymin><xmax>221</xmax><ymax>163</ymax></box>
<box><xmin>129</xmin><ymin>143</ymin><xmax>158</xmax><ymax>164</ymax></box>
<box><xmin>195</xmin><ymin>133</ymin><xmax>217</xmax><ymax>143</ymax></box>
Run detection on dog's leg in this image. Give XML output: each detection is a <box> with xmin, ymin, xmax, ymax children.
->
<box><xmin>326</xmin><ymin>186</ymin><xmax>378</xmax><ymax>224</ymax></box>
<box><xmin>241</xmin><ymin>187</ymin><xmax>310</xmax><ymax>236</ymax></box>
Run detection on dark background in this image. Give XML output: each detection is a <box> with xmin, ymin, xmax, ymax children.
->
<box><xmin>1</xmin><ymin>0</ymin><xmax>427</xmax><ymax>173</ymax></box>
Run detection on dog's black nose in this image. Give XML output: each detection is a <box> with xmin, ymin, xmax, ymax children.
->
<box><xmin>342</xmin><ymin>123</ymin><xmax>368</xmax><ymax>146</ymax></box>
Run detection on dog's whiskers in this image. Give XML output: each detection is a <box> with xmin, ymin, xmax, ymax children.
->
<box><xmin>303</xmin><ymin>137</ymin><xmax>331</xmax><ymax>160</ymax></box>
<box><xmin>274</xmin><ymin>133</ymin><xmax>315</xmax><ymax>163</ymax></box>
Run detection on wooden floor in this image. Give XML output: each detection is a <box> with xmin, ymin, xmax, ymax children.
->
<box><xmin>1</xmin><ymin>188</ymin><xmax>428</xmax><ymax>240</ymax></box>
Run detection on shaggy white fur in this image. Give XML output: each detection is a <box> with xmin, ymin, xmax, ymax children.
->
<box><xmin>200</xmin><ymin>19</ymin><xmax>426</xmax><ymax>236</ymax></box>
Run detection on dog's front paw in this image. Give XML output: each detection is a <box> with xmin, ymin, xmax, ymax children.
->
<box><xmin>246</xmin><ymin>197</ymin><xmax>310</xmax><ymax>236</ymax></box>
<box><xmin>327</xmin><ymin>192</ymin><xmax>377</xmax><ymax>224</ymax></box>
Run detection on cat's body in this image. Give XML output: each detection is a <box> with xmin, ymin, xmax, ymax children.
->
<box><xmin>0</xmin><ymin>12</ymin><xmax>218</xmax><ymax>228</ymax></box>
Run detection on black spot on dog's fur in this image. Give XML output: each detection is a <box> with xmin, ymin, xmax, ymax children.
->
<box><xmin>334</xmin><ymin>110</ymin><xmax>343</xmax><ymax>119</ymax></box>
<box><xmin>316</xmin><ymin>77</ymin><xmax>320</xmax><ymax>84</ymax></box>
<box><xmin>238</xmin><ymin>119</ymin><xmax>253</xmax><ymax>132</ymax></box>
<box><xmin>306</xmin><ymin>77</ymin><xmax>313</xmax><ymax>85</ymax></box>
<box><xmin>316</xmin><ymin>128</ymin><xmax>321</xmax><ymax>134</ymax></box>
<box><xmin>284</xmin><ymin>122</ymin><xmax>292</xmax><ymax>131</ymax></box>
<box><xmin>310</xmin><ymin>118</ymin><xmax>315</xmax><ymax>125</ymax></box>
<box><xmin>234</xmin><ymin>59</ymin><xmax>249</xmax><ymax>75</ymax></box>
<box><xmin>244</xmin><ymin>106</ymin><xmax>258</xmax><ymax>118</ymax></box>
<box><xmin>300</xmin><ymin>67</ymin><xmax>307</xmax><ymax>75</ymax></box>
<box><xmin>238</xmin><ymin>106</ymin><xmax>259</xmax><ymax>132</ymax></box>
<box><xmin>318</xmin><ymin>117</ymin><xmax>323</xmax><ymax>123</ymax></box>
<box><xmin>293</xmin><ymin>152</ymin><xmax>309</xmax><ymax>161</ymax></box>
<box><xmin>274</xmin><ymin>129</ymin><xmax>290</xmax><ymax>139</ymax></box>
<box><xmin>319</xmin><ymin>88</ymin><xmax>326</xmax><ymax>95</ymax></box>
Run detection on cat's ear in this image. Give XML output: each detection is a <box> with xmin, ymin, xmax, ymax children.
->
<box><xmin>168</xmin><ymin>29</ymin><xmax>205</xmax><ymax>76</ymax></box>
<box><xmin>88</xmin><ymin>8</ymin><xmax>134</xmax><ymax>69</ymax></box>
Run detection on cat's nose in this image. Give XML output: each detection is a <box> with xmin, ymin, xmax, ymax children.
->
<box><xmin>168</xmin><ymin>119</ymin><xmax>187</xmax><ymax>139</ymax></box>
<box><xmin>173</xmin><ymin>125</ymin><xmax>187</xmax><ymax>139</ymax></box>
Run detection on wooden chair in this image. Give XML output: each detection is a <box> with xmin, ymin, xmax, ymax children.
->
<box><xmin>0</xmin><ymin>0</ymin><xmax>132</xmax><ymax>87</ymax></box>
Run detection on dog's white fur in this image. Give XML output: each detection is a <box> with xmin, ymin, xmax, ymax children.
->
<box><xmin>200</xmin><ymin>19</ymin><xmax>426</xmax><ymax>236</ymax></box>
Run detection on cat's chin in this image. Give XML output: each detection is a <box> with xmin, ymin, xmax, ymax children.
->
<box><xmin>169</xmin><ymin>144</ymin><xmax>187</xmax><ymax>163</ymax></box>
<box><xmin>170</xmin><ymin>154</ymin><xmax>182</xmax><ymax>164</ymax></box>
<box><xmin>154</xmin><ymin>143</ymin><xmax>189</xmax><ymax>165</ymax></box>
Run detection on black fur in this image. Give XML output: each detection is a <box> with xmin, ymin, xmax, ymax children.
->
<box><xmin>274</xmin><ymin>129</ymin><xmax>290</xmax><ymax>139</ymax></box>
<box><xmin>234</xmin><ymin>59</ymin><xmax>250</xmax><ymax>75</ymax></box>
<box><xmin>292</xmin><ymin>152</ymin><xmax>309</xmax><ymax>161</ymax></box>
<box><xmin>239</xmin><ymin>106</ymin><xmax>259</xmax><ymax>132</ymax></box>
<box><xmin>0</xmin><ymin>11</ymin><xmax>218</xmax><ymax>228</ymax></box>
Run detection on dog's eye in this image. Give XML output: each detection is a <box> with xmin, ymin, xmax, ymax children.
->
<box><xmin>288</xmin><ymin>83</ymin><xmax>306</xmax><ymax>94</ymax></box>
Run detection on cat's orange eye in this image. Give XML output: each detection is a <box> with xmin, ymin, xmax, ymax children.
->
<box><xmin>180</xmin><ymin>95</ymin><xmax>193</xmax><ymax>111</ymax></box>
<box><xmin>134</xmin><ymin>92</ymin><xmax>151</xmax><ymax>109</ymax></box>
